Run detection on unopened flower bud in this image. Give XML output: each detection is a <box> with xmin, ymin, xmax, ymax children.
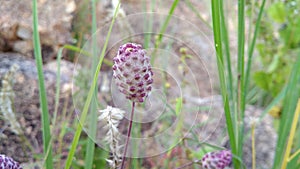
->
<box><xmin>113</xmin><ymin>43</ymin><xmax>153</xmax><ymax>102</ymax></box>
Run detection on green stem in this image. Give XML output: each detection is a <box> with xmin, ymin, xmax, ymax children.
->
<box><xmin>251</xmin><ymin>122</ymin><xmax>256</xmax><ymax>169</ymax></box>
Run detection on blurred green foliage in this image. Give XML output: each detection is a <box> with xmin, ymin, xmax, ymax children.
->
<box><xmin>72</xmin><ymin>139</ymin><xmax>108</xmax><ymax>169</ymax></box>
<box><xmin>251</xmin><ymin>0</ymin><xmax>300</xmax><ymax>101</ymax></box>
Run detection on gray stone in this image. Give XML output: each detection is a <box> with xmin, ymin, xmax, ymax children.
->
<box><xmin>0</xmin><ymin>0</ymin><xmax>76</xmax><ymax>59</ymax></box>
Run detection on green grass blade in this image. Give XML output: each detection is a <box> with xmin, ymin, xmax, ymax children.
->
<box><xmin>151</xmin><ymin>0</ymin><xmax>179</xmax><ymax>64</ymax></box>
<box><xmin>211</xmin><ymin>0</ymin><xmax>238</xmax><ymax>168</ymax></box>
<box><xmin>273</xmin><ymin>55</ymin><xmax>300</xmax><ymax>169</ymax></box>
<box><xmin>245</xmin><ymin>0</ymin><xmax>266</xmax><ymax>90</ymax></box>
<box><xmin>184</xmin><ymin>0</ymin><xmax>211</xmax><ymax>28</ymax></box>
<box><xmin>32</xmin><ymin>0</ymin><xmax>53</xmax><ymax>168</ymax></box>
<box><xmin>62</xmin><ymin>44</ymin><xmax>113</xmax><ymax>66</ymax></box>
<box><xmin>84</xmin><ymin>0</ymin><xmax>99</xmax><ymax>168</ymax></box>
<box><xmin>52</xmin><ymin>47</ymin><xmax>63</xmax><ymax>129</ymax></box>
<box><xmin>237</xmin><ymin>0</ymin><xmax>246</xmax><ymax>161</ymax></box>
<box><xmin>219</xmin><ymin>0</ymin><xmax>234</xmax><ymax>110</ymax></box>
<box><xmin>281</xmin><ymin>99</ymin><xmax>300</xmax><ymax>169</ymax></box>
<box><xmin>143</xmin><ymin>0</ymin><xmax>155</xmax><ymax>49</ymax></box>
<box><xmin>64</xmin><ymin>2</ymin><xmax>120</xmax><ymax>169</ymax></box>
<box><xmin>155</xmin><ymin>0</ymin><xmax>179</xmax><ymax>48</ymax></box>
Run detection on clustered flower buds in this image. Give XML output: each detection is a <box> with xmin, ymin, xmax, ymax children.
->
<box><xmin>112</xmin><ymin>43</ymin><xmax>153</xmax><ymax>103</ymax></box>
<box><xmin>201</xmin><ymin>150</ymin><xmax>232</xmax><ymax>169</ymax></box>
<box><xmin>98</xmin><ymin>106</ymin><xmax>125</xmax><ymax>169</ymax></box>
<box><xmin>0</xmin><ymin>154</ymin><xmax>22</xmax><ymax>169</ymax></box>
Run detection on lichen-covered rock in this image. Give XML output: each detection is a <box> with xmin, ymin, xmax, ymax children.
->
<box><xmin>0</xmin><ymin>0</ymin><xmax>76</xmax><ymax>60</ymax></box>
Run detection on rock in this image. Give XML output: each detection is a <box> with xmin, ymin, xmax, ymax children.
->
<box><xmin>0</xmin><ymin>0</ymin><xmax>76</xmax><ymax>60</ymax></box>
<box><xmin>0</xmin><ymin>53</ymin><xmax>74</xmax><ymax>163</ymax></box>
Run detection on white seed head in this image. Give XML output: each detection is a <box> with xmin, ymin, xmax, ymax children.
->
<box><xmin>98</xmin><ymin>106</ymin><xmax>125</xmax><ymax>169</ymax></box>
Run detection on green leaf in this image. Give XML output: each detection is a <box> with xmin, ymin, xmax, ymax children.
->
<box><xmin>280</xmin><ymin>18</ymin><xmax>300</xmax><ymax>48</ymax></box>
<box><xmin>268</xmin><ymin>2</ymin><xmax>286</xmax><ymax>23</ymax></box>
<box><xmin>267</xmin><ymin>54</ymin><xmax>280</xmax><ymax>73</ymax></box>
<box><xmin>253</xmin><ymin>71</ymin><xmax>270</xmax><ymax>90</ymax></box>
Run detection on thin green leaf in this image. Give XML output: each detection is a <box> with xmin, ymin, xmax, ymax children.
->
<box><xmin>273</xmin><ymin>55</ymin><xmax>300</xmax><ymax>169</ymax></box>
<box><xmin>151</xmin><ymin>0</ymin><xmax>179</xmax><ymax>64</ymax></box>
<box><xmin>211</xmin><ymin>0</ymin><xmax>238</xmax><ymax>168</ymax></box>
<box><xmin>84</xmin><ymin>0</ymin><xmax>99</xmax><ymax>168</ymax></box>
<box><xmin>64</xmin><ymin>1</ymin><xmax>121</xmax><ymax>168</ymax></box>
<box><xmin>32</xmin><ymin>0</ymin><xmax>53</xmax><ymax>168</ymax></box>
<box><xmin>237</xmin><ymin>0</ymin><xmax>246</xmax><ymax>161</ymax></box>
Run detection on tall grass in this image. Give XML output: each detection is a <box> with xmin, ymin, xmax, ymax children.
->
<box><xmin>210</xmin><ymin>0</ymin><xmax>268</xmax><ymax>168</ymax></box>
<box><xmin>211</xmin><ymin>1</ymin><xmax>300</xmax><ymax>169</ymax></box>
<box><xmin>210</xmin><ymin>0</ymin><xmax>238</xmax><ymax>168</ymax></box>
<box><xmin>64</xmin><ymin>1</ymin><xmax>121</xmax><ymax>168</ymax></box>
<box><xmin>32</xmin><ymin>0</ymin><xmax>53</xmax><ymax>168</ymax></box>
<box><xmin>273</xmin><ymin>55</ymin><xmax>300</xmax><ymax>169</ymax></box>
<box><xmin>84</xmin><ymin>0</ymin><xmax>99</xmax><ymax>168</ymax></box>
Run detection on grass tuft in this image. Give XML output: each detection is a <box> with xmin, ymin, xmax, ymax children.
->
<box><xmin>210</xmin><ymin>0</ymin><xmax>239</xmax><ymax>168</ymax></box>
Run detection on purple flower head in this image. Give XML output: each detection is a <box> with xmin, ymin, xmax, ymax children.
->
<box><xmin>201</xmin><ymin>150</ymin><xmax>232</xmax><ymax>169</ymax></box>
<box><xmin>0</xmin><ymin>154</ymin><xmax>22</xmax><ymax>169</ymax></box>
<box><xmin>113</xmin><ymin>43</ymin><xmax>153</xmax><ymax>103</ymax></box>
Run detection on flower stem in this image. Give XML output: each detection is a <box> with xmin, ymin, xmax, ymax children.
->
<box><xmin>251</xmin><ymin>121</ymin><xmax>256</xmax><ymax>169</ymax></box>
<box><xmin>121</xmin><ymin>102</ymin><xmax>136</xmax><ymax>169</ymax></box>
